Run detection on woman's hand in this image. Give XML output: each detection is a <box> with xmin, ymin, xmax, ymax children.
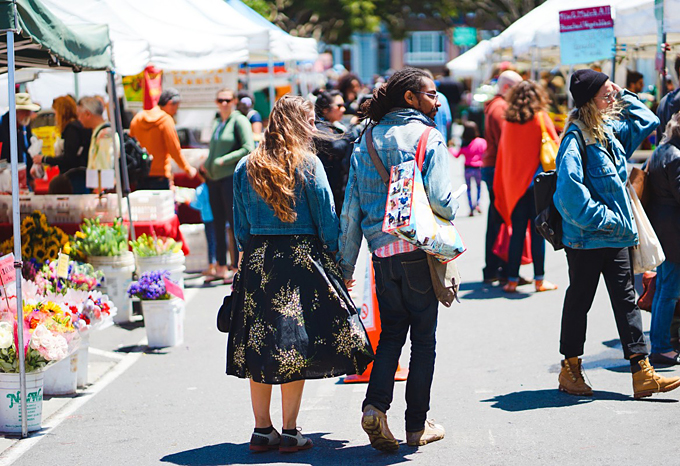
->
<box><xmin>612</xmin><ymin>82</ymin><xmax>623</xmax><ymax>96</ymax></box>
<box><xmin>344</xmin><ymin>278</ymin><xmax>356</xmax><ymax>291</ymax></box>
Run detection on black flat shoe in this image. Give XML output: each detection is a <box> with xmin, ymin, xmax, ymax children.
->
<box><xmin>650</xmin><ymin>352</ymin><xmax>680</xmax><ymax>366</ymax></box>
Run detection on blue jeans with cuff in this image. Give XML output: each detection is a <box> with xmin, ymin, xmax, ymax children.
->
<box><xmin>651</xmin><ymin>260</ymin><xmax>680</xmax><ymax>354</ymax></box>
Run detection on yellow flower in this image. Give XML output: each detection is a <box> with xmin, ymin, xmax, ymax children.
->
<box><xmin>45</xmin><ymin>244</ymin><xmax>59</xmax><ymax>261</ymax></box>
<box><xmin>75</xmin><ymin>231</ymin><xmax>86</xmax><ymax>239</ymax></box>
<box><xmin>63</xmin><ymin>242</ymin><xmax>71</xmax><ymax>255</ymax></box>
<box><xmin>33</xmin><ymin>245</ymin><xmax>47</xmax><ymax>263</ymax></box>
<box><xmin>21</xmin><ymin>243</ymin><xmax>30</xmax><ymax>259</ymax></box>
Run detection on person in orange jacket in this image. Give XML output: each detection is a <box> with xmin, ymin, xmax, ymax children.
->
<box><xmin>130</xmin><ymin>88</ymin><xmax>196</xmax><ymax>190</ymax></box>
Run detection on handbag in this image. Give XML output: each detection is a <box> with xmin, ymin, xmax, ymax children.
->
<box><xmin>628</xmin><ymin>164</ymin><xmax>650</xmax><ymax>209</ymax></box>
<box><xmin>637</xmin><ymin>271</ymin><xmax>656</xmax><ymax>312</ymax></box>
<box><xmin>538</xmin><ymin>112</ymin><xmax>558</xmax><ymax>172</ymax></box>
<box><xmin>366</xmin><ymin>125</ymin><xmax>466</xmax><ymax>263</ymax></box>
<box><xmin>492</xmin><ymin>222</ymin><xmax>532</xmax><ymax>265</ymax></box>
<box><xmin>216</xmin><ymin>271</ymin><xmax>240</xmax><ymax>333</ymax></box>
<box><xmin>534</xmin><ymin>127</ymin><xmax>587</xmax><ymax>251</ymax></box>
<box><xmin>626</xmin><ymin>182</ymin><xmax>665</xmax><ymax>274</ymax></box>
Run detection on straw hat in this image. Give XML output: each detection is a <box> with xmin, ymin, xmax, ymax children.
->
<box><xmin>15</xmin><ymin>93</ymin><xmax>40</xmax><ymax>112</ymax></box>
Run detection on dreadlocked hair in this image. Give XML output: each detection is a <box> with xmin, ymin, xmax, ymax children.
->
<box><xmin>246</xmin><ymin>95</ymin><xmax>315</xmax><ymax>223</ymax></box>
<box><xmin>359</xmin><ymin>67</ymin><xmax>429</xmax><ymax>123</ymax></box>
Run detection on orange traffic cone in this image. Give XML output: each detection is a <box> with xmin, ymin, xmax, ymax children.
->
<box><xmin>344</xmin><ymin>255</ymin><xmax>408</xmax><ymax>383</ymax></box>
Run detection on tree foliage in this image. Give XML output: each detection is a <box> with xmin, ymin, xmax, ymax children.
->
<box><xmin>457</xmin><ymin>0</ymin><xmax>548</xmax><ymax>29</ymax></box>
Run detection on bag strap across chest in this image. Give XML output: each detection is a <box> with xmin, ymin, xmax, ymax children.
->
<box><xmin>365</xmin><ymin>125</ymin><xmax>433</xmax><ymax>186</ymax></box>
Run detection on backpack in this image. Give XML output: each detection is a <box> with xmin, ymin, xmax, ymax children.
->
<box><xmin>533</xmin><ymin>127</ymin><xmax>587</xmax><ymax>251</ymax></box>
<box><xmin>94</xmin><ymin>123</ymin><xmax>153</xmax><ymax>188</ymax></box>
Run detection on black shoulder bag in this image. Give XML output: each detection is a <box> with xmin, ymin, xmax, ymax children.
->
<box><xmin>534</xmin><ymin>129</ymin><xmax>587</xmax><ymax>251</ymax></box>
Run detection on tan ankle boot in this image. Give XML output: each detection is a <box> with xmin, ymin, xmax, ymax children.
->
<box><xmin>558</xmin><ymin>357</ymin><xmax>593</xmax><ymax>396</ymax></box>
<box><xmin>406</xmin><ymin>419</ymin><xmax>445</xmax><ymax>446</ymax></box>
<box><xmin>632</xmin><ymin>358</ymin><xmax>680</xmax><ymax>399</ymax></box>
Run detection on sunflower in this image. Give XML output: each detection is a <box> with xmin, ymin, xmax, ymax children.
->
<box><xmin>0</xmin><ymin>238</ymin><xmax>12</xmax><ymax>255</ymax></box>
<box><xmin>21</xmin><ymin>216</ymin><xmax>36</xmax><ymax>234</ymax></box>
<box><xmin>21</xmin><ymin>243</ymin><xmax>31</xmax><ymax>259</ymax></box>
<box><xmin>33</xmin><ymin>244</ymin><xmax>47</xmax><ymax>263</ymax></box>
<box><xmin>45</xmin><ymin>243</ymin><xmax>59</xmax><ymax>261</ymax></box>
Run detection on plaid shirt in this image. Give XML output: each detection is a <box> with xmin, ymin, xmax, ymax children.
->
<box><xmin>374</xmin><ymin>239</ymin><xmax>417</xmax><ymax>258</ymax></box>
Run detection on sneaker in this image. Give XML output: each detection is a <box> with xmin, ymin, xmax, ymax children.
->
<box><xmin>632</xmin><ymin>358</ymin><xmax>680</xmax><ymax>399</ymax></box>
<box><xmin>249</xmin><ymin>428</ymin><xmax>280</xmax><ymax>452</ymax></box>
<box><xmin>406</xmin><ymin>419</ymin><xmax>445</xmax><ymax>446</ymax></box>
<box><xmin>361</xmin><ymin>404</ymin><xmax>399</xmax><ymax>452</ymax></box>
<box><xmin>279</xmin><ymin>429</ymin><xmax>313</xmax><ymax>453</ymax></box>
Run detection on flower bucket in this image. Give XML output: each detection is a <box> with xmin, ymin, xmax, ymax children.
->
<box><xmin>135</xmin><ymin>252</ymin><xmax>186</xmax><ymax>288</ymax></box>
<box><xmin>89</xmin><ymin>252</ymin><xmax>135</xmax><ymax>324</ymax></box>
<box><xmin>43</xmin><ymin>352</ymin><xmax>79</xmax><ymax>396</ymax></box>
<box><xmin>0</xmin><ymin>371</ymin><xmax>44</xmax><ymax>433</ymax></box>
<box><xmin>77</xmin><ymin>332</ymin><xmax>90</xmax><ymax>388</ymax></box>
<box><xmin>142</xmin><ymin>298</ymin><xmax>185</xmax><ymax>348</ymax></box>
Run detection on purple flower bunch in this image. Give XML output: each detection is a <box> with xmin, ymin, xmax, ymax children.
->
<box><xmin>127</xmin><ymin>270</ymin><xmax>173</xmax><ymax>300</ymax></box>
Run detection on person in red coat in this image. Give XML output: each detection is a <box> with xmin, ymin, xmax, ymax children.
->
<box><xmin>494</xmin><ymin>80</ymin><xmax>559</xmax><ymax>293</ymax></box>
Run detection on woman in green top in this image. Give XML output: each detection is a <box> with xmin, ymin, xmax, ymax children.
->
<box><xmin>200</xmin><ymin>88</ymin><xmax>255</xmax><ymax>283</ymax></box>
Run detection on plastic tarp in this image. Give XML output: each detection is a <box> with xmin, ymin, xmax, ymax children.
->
<box><xmin>446</xmin><ymin>40</ymin><xmax>492</xmax><ymax>79</ymax></box>
<box><xmin>40</xmin><ymin>0</ymin><xmax>253</xmax><ymax>75</ymax></box>
<box><xmin>224</xmin><ymin>0</ymin><xmax>318</xmax><ymax>62</ymax></box>
<box><xmin>0</xmin><ymin>0</ymin><xmax>112</xmax><ymax>71</ymax></box>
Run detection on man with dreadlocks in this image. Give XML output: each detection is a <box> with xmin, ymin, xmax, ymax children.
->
<box><xmin>339</xmin><ymin>67</ymin><xmax>459</xmax><ymax>451</ymax></box>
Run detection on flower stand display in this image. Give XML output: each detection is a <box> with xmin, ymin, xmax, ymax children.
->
<box><xmin>141</xmin><ymin>298</ymin><xmax>185</xmax><ymax>348</ymax></box>
<box><xmin>131</xmin><ymin>235</ymin><xmax>186</xmax><ymax>288</ymax></box>
<box><xmin>89</xmin><ymin>252</ymin><xmax>135</xmax><ymax>324</ymax></box>
<box><xmin>0</xmin><ymin>371</ymin><xmax>44</xmax><ymax>433</ymax></box>
<box><xmin>43</xmin><ymin>352</ymin><xmax>78</xmax><ymax>396</ymax></box>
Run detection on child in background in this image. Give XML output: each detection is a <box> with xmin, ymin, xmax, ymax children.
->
<box><xmin>450</xmin><ymin>121</ymin><xmax>486</xmax><ymax>216</ymax></box>
<box><xmin>190</xmin><ymin>179</ymin><xmax>218</xmax><ymax>278</ymax></box>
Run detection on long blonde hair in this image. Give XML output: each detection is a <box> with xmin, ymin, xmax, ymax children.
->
<box><xmin>561</xmin><ymin>97</ymin><xmax>623</xmax><ymax>146</ymax></box>
<box><xmin>246</xmin><ymin>95</ymin><xmax>315</xmax><ymax>223</ymax></box>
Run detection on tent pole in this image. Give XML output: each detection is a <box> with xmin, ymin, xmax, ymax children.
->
<box><xmin>611</xmin><ymin>38</ymin><xmax>617</xmax><ymax>81</ymax></box>
<box><xmin>6</xmin><ymin>31</ymin><xmax>28</xmax><ymax>439</ymax></box>
<box><xmin>107</xmin><ymin>71</ymin><xmax>135</xmax><ymax>240</ymax></box>
<box><xmin>106</xmin><ymin>74</ymin><xmax>124</xmax><ymax>220</ymax></box>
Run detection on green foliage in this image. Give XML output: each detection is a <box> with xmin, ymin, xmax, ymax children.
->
<box><xmin>71</xmin><ymin>218</ymin><xmax>129</xmax><ymax>258</ymax></box>
<box><xmin>130</xmin><ymin>234</ymin><xmax>183</xmax><ymax>257</ymax></box>
<box><xmin>0</xmin><ymin>347</ymin><xmax>49</xmax><ymax>373</ymax></box>
<box><xmin>244</xmin><ymin>0</ymin><xmax>458</xmax><ymax>45</ymax></box>
<box><xmin>458</xmin><ymin>0</ymin><xmax>548</xmax><ymax>29</ymax></box>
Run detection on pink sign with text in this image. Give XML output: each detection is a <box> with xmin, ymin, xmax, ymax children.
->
<box><xmin>163</xmin><ymin>276</ymin><xmax>184</xmax><ymax>300</ymax></box>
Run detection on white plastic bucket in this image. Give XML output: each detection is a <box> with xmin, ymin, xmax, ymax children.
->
<box><xmin>43</xmin><ymin>352</ymin><xmax>79</xmax><ymax>396</ymax></box>
<box><xmin>135</xmin><ymin>252</ymin><xmax>186</xmax><ymax>288</ymax></box>
<box><xmin>142</xmin><ymin>298</ymin><xmax>185</xmax><ymax>348</ymax></box>
<box><xmin>0</xmin><ymin>372</ymin><xmax>44</xmax><ymax>433</ymax></box>
<box><xmin>77</xmin><ymin>332</ymin><xmax>90</xmax><ymax>388</ymax></box>
<box><xmin>89</xmin><ymin>252</ymin><xmax>135</xmax><ymax>324</ymax></box>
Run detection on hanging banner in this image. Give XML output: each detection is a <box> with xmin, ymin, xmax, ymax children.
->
<box><xmin>559</xmin><ymin>6</ymin><xmax>614</xmax><ymax>65</ymax></box>
<box><xmin>123</xmin><ymin>72</ymin><xmax>144</xmax><ymax>103</ymax></box>
<box><xmin>162</xmin><ymin>67</ymin><xmax>238</xmax><ymax>107</ymax></box>
<box><xmin>143</xmin><ymin>65</ymin><xmax>163</xmax><ymax>110</ymax></box>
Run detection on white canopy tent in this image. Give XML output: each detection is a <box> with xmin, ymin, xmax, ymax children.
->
<box><xmin>446</xmin><ymin>40</ymin><xmax>492</xmax><ymax>79</ymax></box>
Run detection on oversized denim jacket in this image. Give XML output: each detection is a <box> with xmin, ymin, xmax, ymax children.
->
<box><xmin>554</xmin><ymin>90</ymin><xmax>659</xmax><ymax>249</ymax></box>
<box><xmin>233</xmin><ymin>155</ymin><xmax>339</xmax><ymax>252</ymax></box>
<box><xmin>338</xmin><ymin>108</ymin><xmax>459</xmax><ymax>279</ymax></box>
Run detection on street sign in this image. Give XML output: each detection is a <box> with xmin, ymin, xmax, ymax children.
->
<box><xmin>559</xmin><ymin>6</ymin><xmax>614</xmax><ymax>65</ymax></box>
<box><xmin>454</xmin><ymin>27</ymin><xmax>477</xmax><ymax>47</ymax></box>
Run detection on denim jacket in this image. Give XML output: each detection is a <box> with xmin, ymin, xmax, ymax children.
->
<box><xmin>233</xmin><ymin>155</ymin><xmax>339</xmax><ymax>252</ymax></box>
<box><xmin>338</xmin><ymin>108</ymin><xmax>459</xmax><ymax>279</ymax></box>
<box><xmin>554</xmin><ymin>90</ymin><xmax>659</xmax><ymax>249</ymax></box>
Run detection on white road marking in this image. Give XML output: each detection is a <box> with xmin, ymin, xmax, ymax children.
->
<box><xmin>0</xmin><ymin>338</ymin><xmax>146</xmax><ymax>466</ymax></box>
<box><xmin>88</xmin><ymin>347</ymin><xmax>126</xmax><ymax>360</ymax></box>
<box><xmin>488</xmin><ymin>429</ymin><xmax>496</xmax><ymax>446</ymax></box>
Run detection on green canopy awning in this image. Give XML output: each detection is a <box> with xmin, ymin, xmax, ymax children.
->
<box><xmin>0</xmin><ymin>0</ymin><xmax>112</xmax><ymax>71</ymax></box>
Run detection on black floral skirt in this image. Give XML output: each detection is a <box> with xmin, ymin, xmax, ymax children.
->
<box><xmin>226</xmin><ymin>235</ymin><xmax>374</xmax><ymax>384</ymax></box>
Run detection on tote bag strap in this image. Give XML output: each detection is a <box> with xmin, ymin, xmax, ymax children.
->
<box><xmin>365</xmin><ymin>125</ymin><xmax>390</xmax><ymax>186</ymax></box>
<box><xmin>415</xmin><ymin>127</ymin><xmax>434</xmax><ymax>171</ymax></box>
<box><xmin>538</xmin><ymin>111</ymin><xmax>549</xmax><ymax>134</ymax></box>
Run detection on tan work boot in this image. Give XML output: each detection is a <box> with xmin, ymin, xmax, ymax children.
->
<box><xmin>361</xmin><ymin>404</ymin><xmax>399</xmax><ymax>452</ymax></box>
<box><xmin>558</xmin><ymin>357</ymin><xmax>593</xmax><ymax>396</ymax></box>
<box><xmin>632</xmin><ymin>358</ymin><xmax>680</xmax><ymax>399</ymax></box>
<box><xmin>406</xmin><ymin>419</ymin><xmax>445</xmax><ymax>447</ymax></box>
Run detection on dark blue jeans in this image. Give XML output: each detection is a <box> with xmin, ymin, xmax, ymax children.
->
<box><xmin>481</xmin><ymin>166</ymin><xmax>506</xmax><ymax>280</ymax></box>
<box><xmin>363</xmin><ymin>250</ymin><xmax>439</xmax><ymax>433</ymax></box>
<box><xmin>507</xmin><ymin>187</ymin><xmax>545</xmax><ymax>281</ymax></box>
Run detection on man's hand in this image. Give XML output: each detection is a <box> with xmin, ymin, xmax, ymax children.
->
<box><xmin>344</xmin><ymin>278</ymin><xmax>356</xmax><ymax>291</ymax></box>
<box><xmin>186</xmin><ymin>166</ymin><xmax>197</xmax><ymax>178</ymax></box>
<box><xmin>32</xmin><ymin>154</ymin><xmax>43</xmax><ymax>165</ymax></box>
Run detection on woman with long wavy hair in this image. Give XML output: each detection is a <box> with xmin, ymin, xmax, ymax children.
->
<box><xmin>554</xmin><ymin>69</ymin><xmax>680</xmax><ymax>399</ymax></box>
<box><xmin>228</xmin><ymin>95</ymin><xmax>373</xmax><ymax>453</ymax></box>
<box><xmin>494</xmin><ymin>80</ymin><xmax>559</xmax><ymax>293</ymax></box>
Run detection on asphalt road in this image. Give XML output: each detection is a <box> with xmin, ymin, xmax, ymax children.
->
<box><xmin>5</xmin><ymin>159</ymin><xmax>679</xmax><ymax>465</ymax></box>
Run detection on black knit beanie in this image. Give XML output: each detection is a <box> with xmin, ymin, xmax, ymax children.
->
<box><xmin>569</xmin><ymin>69</ymin><xmax>609</xmax><ymax>108</ymax></box>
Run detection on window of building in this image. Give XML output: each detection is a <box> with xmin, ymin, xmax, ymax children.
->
<box><xmin>404</xmin><ymin>31</ymin><xmax>447</xmax><ymax>65</ymax></box>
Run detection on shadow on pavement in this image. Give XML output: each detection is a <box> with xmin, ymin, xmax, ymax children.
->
<box><xmin>459</xmin><ymin>281</ymin><xmax>533</xmax><ymax>301</ymax></box>
<box><xmin>115</xmin><ymin>344</ymin><xmax>169</xmax><ymax>355</ymax></box>
<box><xmin>481</xmin><ymin>389</ymin><xmax>631</xmax><ymax>411</ymax></box>
<box><xmin>160</xmin><ymin>432</ymin><xmax>414</xmax><ymax>465</ymax></box>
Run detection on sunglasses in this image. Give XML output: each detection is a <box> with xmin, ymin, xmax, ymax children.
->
<box><xmin>216</xmin><ymin>98</ymin><xmax>234</xmax><ymax>104</ymax></box>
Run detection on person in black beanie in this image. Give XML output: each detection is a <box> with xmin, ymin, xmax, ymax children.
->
<box><xmin>553</xmin><ymin>69</ymin><xmax>680</xmax><ymax>399</ymax></box>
